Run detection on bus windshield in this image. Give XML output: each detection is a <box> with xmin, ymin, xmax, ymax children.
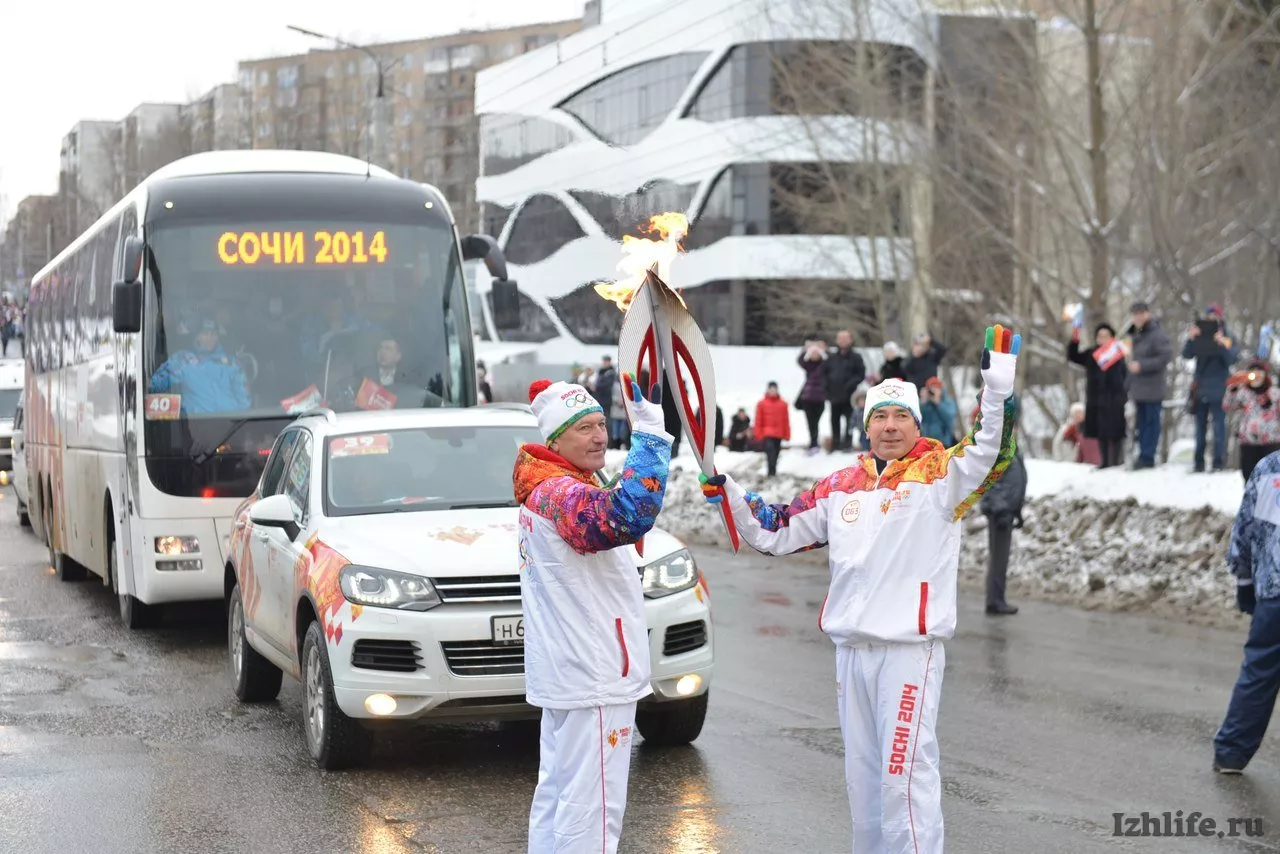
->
<box><xmin>142</xmin><ymin>198</ymin><xmax>471</xmax><ymax>498</ymax></box>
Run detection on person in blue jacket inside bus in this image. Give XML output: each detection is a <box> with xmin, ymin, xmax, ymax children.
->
<box><xmin>149</xmin><ymin>318</ymin><xmax>251</xmax><ymax>414</ymax></box>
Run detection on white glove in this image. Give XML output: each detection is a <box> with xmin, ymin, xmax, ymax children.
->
<box><xmin>625</xmin><ymin>372</ymin><xmax>670</xmax><ymax>439</ymax></box>
<box><xmin>980</xmin><ymin>326</ymin><xmax>1021</xmax><ymax>396</ymax></box>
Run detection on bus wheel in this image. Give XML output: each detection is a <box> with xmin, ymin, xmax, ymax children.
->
<box><xmin>110</xmin><ymin>527</ymin><xmax>159</xmax><ymax>630</ymax></box>
<box><xmin>119</xmin><ymin>590</ymin><xmax>159</xmax><ymax>630</ymax></box>
<box><xmin>47</xmin><ymin>499</ymin><xmax>85</xmax><ymax>582</ymax></box>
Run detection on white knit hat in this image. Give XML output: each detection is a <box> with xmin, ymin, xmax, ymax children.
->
<box><xmin>528</xmin><ymin>379</ymin><xmax>604</xmax><ymax>443</ymax></box>
<box><xmin>863</xmin><ymin>378</ymin><xmax>921</xmax><ymax>429</ymax></box>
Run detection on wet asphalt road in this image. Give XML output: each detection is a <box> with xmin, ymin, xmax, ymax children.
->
<box><xmin>1</xmin><ymin>488</ymin><xmax>1279</xmax><ymax>853</ymax></box>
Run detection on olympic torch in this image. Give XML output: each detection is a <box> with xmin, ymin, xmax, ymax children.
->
<box><xmin>596</xmin><ymin>214</ymin><xmax>740</xmax><ymax>554</ymax></box>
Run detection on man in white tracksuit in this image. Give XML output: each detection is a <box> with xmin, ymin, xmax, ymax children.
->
<box><xmin>701</xmin><ymin>327</ymin><xmax>1020</xmax><ymax>853</ymax></box>
<box><xmin>514</xmin><ymin>373</ymin><xmax>673</xmax><ymax>853</ymax></box>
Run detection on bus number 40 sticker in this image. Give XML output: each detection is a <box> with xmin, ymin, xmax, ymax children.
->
<box><xmin>145</xmin><ymin>394</ymin><xmax>181</xmax><ymax>420</ymax></box>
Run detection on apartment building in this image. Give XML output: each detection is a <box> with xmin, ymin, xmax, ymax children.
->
<box><xmin>236</xmin><ymin>20</ymin><xmax>580</xmax><ymax>234</ymax></box>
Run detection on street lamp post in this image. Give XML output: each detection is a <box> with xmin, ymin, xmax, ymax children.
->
<box><xmin>287</xmin><ymin>25</ymin><xmax>388</xmax><ymax>168</ymax></box>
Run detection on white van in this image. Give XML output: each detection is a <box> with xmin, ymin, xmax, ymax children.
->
<box><xmin>0</xmin><ymin>359</ymin><xmax>22</xmax><ymax>476</ymax></box>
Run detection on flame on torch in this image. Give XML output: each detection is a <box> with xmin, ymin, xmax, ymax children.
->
<box><xmin>594</xmin><ymin>212</ymin><xmax>690</xmax><ymax>311</ymax></box>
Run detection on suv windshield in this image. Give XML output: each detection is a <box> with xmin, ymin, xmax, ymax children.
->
<box><xmin>325</xmin><ymin>424</ymin><xmax>538</xmax><ymax>516</ymax></box>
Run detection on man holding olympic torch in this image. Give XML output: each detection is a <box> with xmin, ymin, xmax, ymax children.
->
<box><xmin>700</xmin><ymin>326</ymin><xmax>1021</xmax><ymax>853</ymax></box>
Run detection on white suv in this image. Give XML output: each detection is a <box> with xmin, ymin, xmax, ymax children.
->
<box><xmin>226</xmin><ymin>406</ymin><xmax>713</xmax><ymax>769</ymax></box>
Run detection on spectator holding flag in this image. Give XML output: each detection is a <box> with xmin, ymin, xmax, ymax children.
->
<box><xmin>1067</xmin><ymin>321</ymin><xmax>1129</xmax><ymax>469</ymax></box>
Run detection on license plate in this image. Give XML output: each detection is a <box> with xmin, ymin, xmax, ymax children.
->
<box><xmin>491</xmin><ymin>615</ymin><xmax>524</xmax><ymax>645</ymax></box>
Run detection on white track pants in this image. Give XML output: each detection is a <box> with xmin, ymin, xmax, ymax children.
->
<box><xmin>837</xmin><ymin>641</ymin><xmax>945</xmax><ymax>854</ymax></box>
<box><xmin>528</xmin><ymin>702</ymin><xmax>637</xmax><ymax>854</ymax></box>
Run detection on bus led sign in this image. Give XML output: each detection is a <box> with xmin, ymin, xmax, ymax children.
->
<box><xmin>217</xmin><ymin>230</ymin><xmax>388</xmax><ymax>266</ymax></box>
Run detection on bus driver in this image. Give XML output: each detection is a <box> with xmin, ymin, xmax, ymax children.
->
<box><xmin>149</xmin><ymin>317</ymin><xmax>252</xmax><ymax>415</ymax></box>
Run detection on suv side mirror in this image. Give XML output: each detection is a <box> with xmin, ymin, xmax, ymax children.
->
<box><xmin>461</xmin><ymin>234</ymin><xmax>521</xmax><ymax>332</ymax></box>
<box><xmin>112</xmin><ymin>236</ymin><xmax>146</xmax><ymax>334</ymax></box>
<box><xmin>249</xmin><ymin>493</ymin><xmax>301</xmax><ymax>541</ymax></box>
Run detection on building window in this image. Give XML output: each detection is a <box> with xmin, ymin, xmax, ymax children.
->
<box><xmin>687</xmin><ymin>41</ymin><xmax>925</xmax><ymax>122</ymax></box>
<box><xmin>503</xmin><ymin>194</ymin><xmax>585</xmax><ymax>266</ymax></box>
<box><xmin>404</xmin><ymin>82</ymin><xmax>414</xmax><ymax>98</ymax></box>
<box><xmin>557</xmin><ymin>53</ymin><xmax>709</xmax><ymax>146</ymax></box>
<box><xmin>347</xmin><ymin>60</ymin><xmax>357</xmax><ymax>75</ymax></box>
<box><xmin>257</xmin><ymin>123</ymin><xmax>270</xmax><ymax>139</ymax></box>
<box><xmin>239</xmin><ymin>70</ymin><xmax>253</xmax><ymax>89</ymax></box>
<box><xmin>551</xmin><ymin>284</ymin><xmax>624</xmax><ymax>345</ymax></box>
<box><xmin>278</xmin><ymin>65</ymin><xmax>298</xmax><ymax>88</ymax></box>
<box><xmin>479</xmin><ymin>113</ymin><xmax>576</xmax><ymax>177</ymax></box>
<box><xmin>257</xmin><ymin>70</ymin><xmax>269</xmax><ymax>87</ymax></box>
<box><xmin>402</xmin><ymin>53</ymin><xmax>416</xmax><ymax>70</ymax></box>
<box><xmin>480</xmin><ymin>202</ymin><xmax>514</xmax><ymax>238</ymax></box>
<box><xmin>567</xmin><ymin>180</ymin><xmax>697</xmax><ymax>241</ymax></box>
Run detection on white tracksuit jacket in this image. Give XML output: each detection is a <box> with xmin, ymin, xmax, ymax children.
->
<box><xmin>514</xmin><ymin>431</ymin><xmax>672</xmax><ymax>709</ymax></box>
<box><xmin>722</xmin><ymin>383</ymin><xmax>1017</xmax><ymax>644</ymax></box>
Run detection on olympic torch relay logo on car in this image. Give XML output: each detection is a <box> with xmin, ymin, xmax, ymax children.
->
<box><xmin>596</xmin><ymin>212</ymin><xmax>740</xmax><ymax>553</ymax></box>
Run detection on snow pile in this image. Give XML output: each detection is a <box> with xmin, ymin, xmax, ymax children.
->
<box><xmin>615</xmin><ymin>447</ymin><xmax>1248</xmax><ymax>627</ymax></box>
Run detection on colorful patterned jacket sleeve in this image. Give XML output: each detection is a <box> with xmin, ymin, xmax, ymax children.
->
<box><xmin>939</xmin><ymin>387</ymin><xmax>1017</xmax><ymax>521</ymax></box>
<box><xmin>1229</xmin><ymin>453</ymin><xmax>1280</xmax><ymax>598</ymax></box>
<box><xmin>721</xmin><ymin>473</ymin><xmax>831</xmax><ymax>556</ymax></box>
<box><xmin>527</xmin><ymin>431</ymin><xmax>672</xmax><ymax>556</ymax></box>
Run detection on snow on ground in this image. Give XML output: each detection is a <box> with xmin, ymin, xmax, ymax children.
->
<box><xmin>611</xmin><ymin>444</ymin><xmax>1248</xmax><ymax>628</ymax></box>
<box><xmin>617</xmin><ymin>445</ymin><xmax>1244</xmax><ymax>516</ymax></box>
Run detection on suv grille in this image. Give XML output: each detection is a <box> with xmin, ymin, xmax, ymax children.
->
<box><xmin>351</xmin><ymin>639</ymin><xmax>422</xmax><ymax>673</ymax></box>
<box><xmin>433</xmin><ymin>575</ymin><xmax>521</xmax><ymax>603</ymax></box>
<box><xmin>663</xmin><ymin>621</ymin><xmax>707</xmax><ymax>657</ymax></box>
<box><xmin>441</xmin><ymin>640</ymin><xmax>524</xmax><ymax>677</ymax></box>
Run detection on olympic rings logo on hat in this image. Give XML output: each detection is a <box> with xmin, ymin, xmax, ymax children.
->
<box><xmin>881</xmin><ymin>386</ymin><xmax>903</xmax><ymax>399</ymax></box>
<box><xmin>563</xmin><ymin>392</ymin><xmax>593</xmax><ymax>409</ymax></box>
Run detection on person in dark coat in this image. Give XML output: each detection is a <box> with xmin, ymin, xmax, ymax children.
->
<box><xmin>980</xmin><ymin>394</ymin><xmax>1026</xmax><ymax>616</ymax></box>
<box><xmin>639</xmin><ymin>370</ymin><xmax>683</xmax><ymax>458</ymax></box>
<box><xmin>728</xmin><ymin>407</ymin><xmax>751</xmax><ymax>452</ymax></box>
<box><xmin>1124</xmin><ymin>302</ymin><xmax>1174</xmax><ymax>469</ymax></box>
<box><xmin>797</xmin><ymin>341</ymin><xmax>828</xmax><ymax>453</ymax></box>
<box><xmin>905</xmin><ymin>332</ymin><xmax>947</xmax><ymax>389</ymax></box>
<box><xmin>1067</xmin><ymin>322</ymin><xmax>1129</xmax><ymax>468</ymax></box>
<box><xmin>593</xmin><ymin>355</ymin><xmax>617</xmax><ymax>410</ymax></box>
<box><xmin>1182</xmin><ymin>304</ymin><xmax>1240</xmax><ymax>472</ymax></box>
<box><xmin>824</xmin><ymin>330</ymin><xmax>866</xmax><ymax>452</ymax></box>
<box><xmin>879</xmin><ymin>342</ymin><xmax>907</xmax><ymax>382</ymax></box>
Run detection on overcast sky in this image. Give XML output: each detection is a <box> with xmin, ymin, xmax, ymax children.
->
<box><xmin>0</xmin><ymin>0</ymin><xmax>586</xmax><ymax>228</ymax></box>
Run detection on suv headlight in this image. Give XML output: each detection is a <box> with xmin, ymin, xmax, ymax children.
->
<box><xmin>640</xmin><ymin>548</ymin><xmax>698</xmax><ymax>599</ymax></box>
<box><xmin>339</xmin><ymin>565</ymin><xmax>441</xmax><ymax>611</ymax></box>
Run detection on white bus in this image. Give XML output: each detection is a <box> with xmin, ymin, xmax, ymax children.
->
<box><xmin>25</xmin><ymin>150</ymin><xmax>516</xmax><ymax>628</ymax></box>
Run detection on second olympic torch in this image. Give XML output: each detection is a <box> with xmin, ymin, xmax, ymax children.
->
<box><xmin>596</xmin><ymin>214</ymin><xmax>740</xmax><ymax>554</ymax></box>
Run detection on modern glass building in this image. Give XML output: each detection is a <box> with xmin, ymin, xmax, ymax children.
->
<box><xmin>474</xmin><ymin>0</ymin><xmax>940</xmax><ymax>354</ymax></box>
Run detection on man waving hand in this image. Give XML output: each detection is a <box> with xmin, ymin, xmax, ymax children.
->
<box><xmin>701</xmin><ymin>327</ymin><xmax>1021</xmax><ymax>853</ymax></box>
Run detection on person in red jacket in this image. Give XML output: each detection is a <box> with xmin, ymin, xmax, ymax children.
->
<box><xmin>754</xmin><ymin>381</ymin><xmax>792</xmax><ymax>476</ymax></box>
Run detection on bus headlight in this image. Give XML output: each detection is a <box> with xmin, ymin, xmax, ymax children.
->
<box><xmin>640</xmin><ymin>549</ymin><xmax>698</xmax><ymax>599</ymax></box>
<box><xmin>155</xmin><ymin>536</ymin><xmax>200</xmax><ymax>555</ymax></box>
<box><xmin>339</xmin><ymin>566</ymin><xmax>441</xmax><ymax>611</ymax></box>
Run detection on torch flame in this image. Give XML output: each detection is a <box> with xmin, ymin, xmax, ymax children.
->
<box><xmin>594</xmin><ymin>212</ymin><xmax>690</xmax><ymax>311</ymax></box>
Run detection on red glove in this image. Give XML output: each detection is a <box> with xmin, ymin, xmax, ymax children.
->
<box><xmin>1071</xmin><ymin>327</ymin><xmax>1081</xmax><ymax>344</ymax></box>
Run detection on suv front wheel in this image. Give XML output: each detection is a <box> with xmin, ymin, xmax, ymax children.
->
<box><xmin>636</xmin><ymin>691</ymin><xmax>709</xmax><ymax>747</ymax></box>
<box><xmin>301</xmin><ymin>621</ymin><xmax>371</xmax><ymax>770</ymax></box>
